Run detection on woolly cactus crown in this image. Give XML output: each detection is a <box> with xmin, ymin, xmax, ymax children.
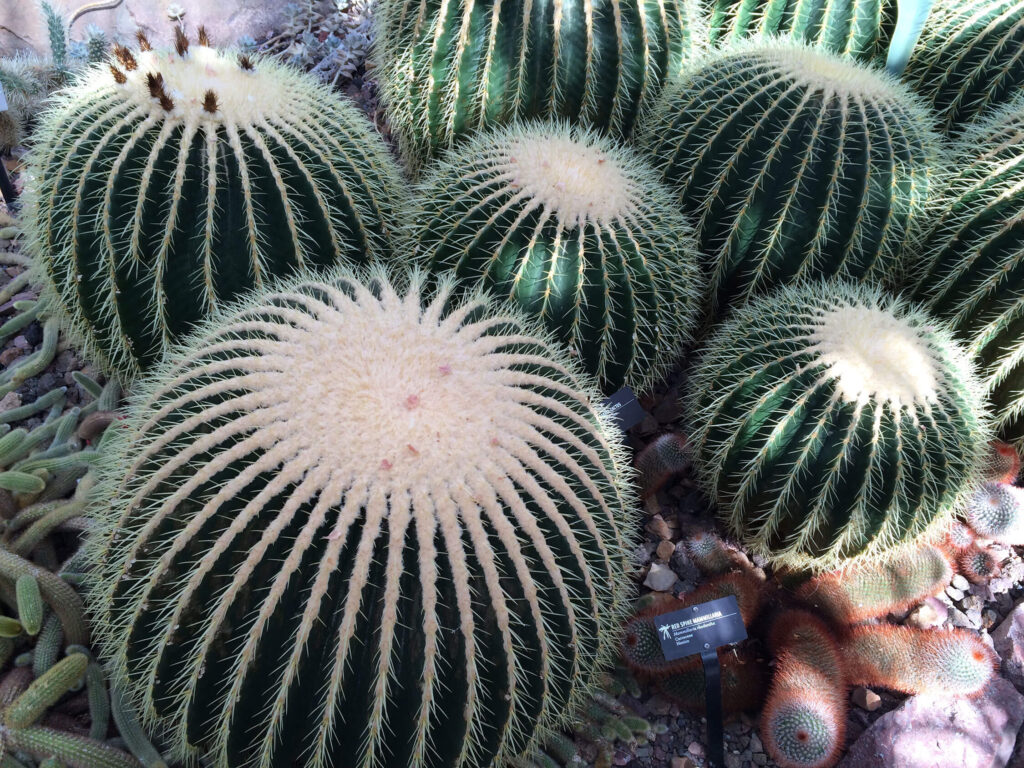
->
<box><xmin>687</xmin><ymin>281</ymin><xmax>990</xmax><ymax>571</ymax></box>
<box><xmin>25</xmin><ymin>32</ymin><xmax>402</xmax><ymax>379</ymax></box>
<box><xmin>408</xmin><ymin>121</ymin><xmax>702</xmax><ymax>393</ymax></box>
<box><xmin>84</xmin><ymin>266</ymin><xmax>637</xmax><ymax>768</ymax></box>
<box><xmin>640</xmin><ymin>39</ymin><xmax>943</xmax><ymax>320</ymax></box>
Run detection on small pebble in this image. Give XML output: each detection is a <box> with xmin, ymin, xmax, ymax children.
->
<box><xmin>946</xmin><ymin>586</ymin><xmax>965</xmax><ymax>602</ymax></box>
<box><xmin>688</xmin><ymin>741</ymin><xmax>705</xmax><ymax>758</ymax></box>
<box><xmin>951</xmin><ymin>574</ymin><xmax>970</xmax><ymax>591</ymax></box>
<box><xmin>656</xmin><ymin>539</ymin><xmax>676</xmax><ymax>562</ymax></box>
<box><xmin>852</xmin><ymin>686</ymin><xmax>881</xmax><ymax>711</ymax></box>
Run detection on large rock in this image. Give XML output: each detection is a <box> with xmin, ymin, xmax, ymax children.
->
<box><xmin>995</xmin><ymin>603</ymin><xmax>1024</xmax><ymax>693</ymax></box>
<box><xmin>1</xmin><ymin>0</ymin><xmax>325</xmax><ymax>57</ymax></box>
<box><xmin>837</xmin><ymin>677</ymin><xmax>1024</xmax><ymax>768</ymax></box>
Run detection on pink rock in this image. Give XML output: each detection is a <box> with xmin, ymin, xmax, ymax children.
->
<box><xmin>838</xmin><ymin>677</ymin><xmax>1024</xmax><ymax>768</ymax></box>
<box><xmin>994</xmin><ymin>603</ymin><xmax>1024</xmax><ymax>693</ymax></box>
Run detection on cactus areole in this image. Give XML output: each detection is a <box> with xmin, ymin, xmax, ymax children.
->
<box><xmin>25</xmin><ymin>36</ymin><xmax>401</xmax><ymax>380</ymax></box>
<box><xmin>84</xmin><ymin>269</ymin><xmax>636</xmax><ymax>768</ymax></box>
<box><xmin>688</xmin><ymin>282</ymin><xmax>988</xmax><ymax>571</ymax></box>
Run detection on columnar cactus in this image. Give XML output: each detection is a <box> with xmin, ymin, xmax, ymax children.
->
<box><xmin>640</xmin><ymin>41</ymin><xmax>943</xmax><ymax>320</ymax></box>
<box><xmin>908</xmin><ymin>99</ymin><xmax>1024</xmax><ymax>447</ymax></box>
<box><xmin>687</xmin><ymin>282</ymin><xmax>989</xmax><ymax>571</ymax></box>
<box><xmin>796</xmin><ymin>543</ymin><xmax>953</xmax><ymax>623</ymax></box>
<box><xmin>762</xmin><ymin>612</ymin><xmax>845</xmax><ymax>768</ymax></box>
<box><xmin>903</xmin><ymin>0</ymin><xmax>1024</xmax><ymax>133</ymax></box>
<box><xmin>84</xmin><ymin>267</ymin><xmax>637</xmax><ymax>768</ymax></box>
<box><xmin>25</xmin><ymin>33</ymin><xmax>403</xmax><ymax>379</ymax></box>
<box><xmin>408</xmin><ymin>123</ymin><xmax>703</xmax><ymax>393</ymax></box>
<box><xmin>708</xmin><ymin>0</ymin><xmax>897</xmax><ymax>59</ymax></box>
<box><xmin>374</xmin><ymin>0</ymin><xmax>705</xmax><ymax>169</ymax></box>
<box><xmin>842</xmin><ymin>625</ymin><xmax>996</xmax><ymax>696</ymax></box>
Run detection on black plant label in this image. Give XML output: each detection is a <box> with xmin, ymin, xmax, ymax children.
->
<box><xmin>653</xmin><ymin>595</ymin><xmax>747</xmax><ymax>662</ymax></box>
<box><xmin>602</xmin><ymin>386</ymin><xmax>646</xmax><ymax>431</ymax></box>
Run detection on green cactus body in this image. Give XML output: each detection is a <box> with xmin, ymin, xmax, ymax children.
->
<box><xmin>965</xmin><ymin>482</ymin><xmax>1024</xmax><ymax>544</ymax></box>
<box><xmin>708</xmin><ymin>0</ymin><xmax>897</xmax><ymax>59</ymax></box>
<box><xmin>4</xmin><ymin>653</ymin><xmax>88</xmax><ymax>730</ymax></box>
<box><xmin>408</xmin><ymin>123</ymin><xmax>703</xmax><ymax>393</ymax></box>
<box><xmin>25</xmin><ymin>37</ymin><xmax>403</xmax><ymax>379</ymax></box>
<box><xmin>903</xmin><ymin>0</ymin><xmax>1024</xmax><ymax>133</ymax></box>
<box><xmin>14</xmin><ymin>575</ymin><xmax>42</xmax><ymax>636</ymax></box>
<box><xmin>795</xmin><ymin>543</ymin><xmax>953</xmax><ymax>623</ymax></box>
<box><xmin>6</xmin><ymin>726</ymin><xmax>140</xmax><ymax>768</ymax></box>
<box><xmin>640</xmin><ymin>41</ymin><xmax>942</xmax><ymax>321</ymax></box>
<box><xmin>375</xmin><ymin>0</ymin><xmax>705</xmax><ymax>169</ymax></box>
<box><xmin>687</xmin><ymin>282</ymin><xmax>989</xmax><ymax>571</ymax></box>
<box><xmin>761</xmin><ymin>613</ymin><xmax>845</xmax><ymax>768</ymax></box>
<box><xmin>843</xmin><ymin>625</ymin><xmax>996</xmax><ymax>696</ymax></box>
<box><xmin>908</xmin><ymin>100</ymin><xmax>1024</xmax><ymax>446</ymax></box>
<box><xmin>84</xmin><ymin>268</ymin><xmax>636</xmax><ymax>768</ymax></box>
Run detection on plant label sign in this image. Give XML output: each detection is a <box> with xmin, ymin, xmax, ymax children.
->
<box><xmin>0</xmin><ymin>83</ymin><xmax>7</xmax><ymax>113</ymax></box>
<box><xmin>654</xmin><ymin>594</ymin><xmax>747</xmax><ymax>661</ymax></box>
<box><xmin>602</xmin><ymin>386</ymin><xmax>646</xmax><ymax>431</ymax></box>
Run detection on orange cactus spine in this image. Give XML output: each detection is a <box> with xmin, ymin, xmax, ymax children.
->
<box><xmin>762</xmin><ymin>611</ymin><xmax>846</xmax><ymax>768</ymax></box>
<box><xmin>796</xmin><ymin>543</ymin><xmax>952</xmax><ymax>624</ymax></box>
<box><xmin>842</xmin><ymin>625</ymin><xmax>996</xmax><ymax>697</ymax></box>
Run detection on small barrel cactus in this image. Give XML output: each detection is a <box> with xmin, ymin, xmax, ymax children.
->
<box><xmin>25</xmin><ymin>32</ymin><xmax>403</xmax><ymax>379</ymax></box>
<box><xmin>965</xmin><ymin>482</ymin><xmax>1024</xmax><ymax>544</ymax></box>
<box><xmin>640</xmin><ymin>40</ymin><xmax>943</xmax><ymax>320</ymax></box>
<box><xmin>374</xmin><ymin>0</ymin><xmax>705</xmax><ymax>169</ymax></box>
<box><xmin>795</xmin><ymin>543</ymin><xmax>953</xmax><ymax>624</ymax></box>
<box><xmin>908</xmin><ymin>99</ymin><xmax>1024</xmax><ymax>447</ymax></box>
<box><xmin>84</xmin><ymin>267</ymin><xmax>637</xmax><ymax>768</ymax></box>
<box><xmin>709</xmin><ymin>0</ymin><xmax>897</xmax><ymax>59</ymax></box>
<box><xmin>687</xmin><ymin>281</ymin><xmax>989</xmax><ymax>571</ymax></box>
<box><xmin>408</xmin><ymin>123</ymin><xmax>703</xmax><ymax>393</ymax></box>
<box><xmin>843</xmin><ymin>625</ymin><xmax>996</xmax><ymax>696</ymax></box>
<box><xmin>903</xmin><ymin>0</ymin><xmax>1024</xmax><ymax>133</ymax></box>
<box><xmin>958</xmin><ymin>545</ymin><xmax>999</xmax><ymax>584</ymax></box>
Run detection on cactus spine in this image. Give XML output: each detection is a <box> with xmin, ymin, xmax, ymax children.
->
<box><xmin>408</xmin><ymin>122</ymin><xmax>703</xmax><ymax>392</ymax></box>
<box><xmin>709</xmin><ymin>0</ymin><xmax>897</xmax><ymax>59</ymax></box>
<box><xmin>761</xmin><ymin>612</ymin><xmax>845</xmax><ymax>768</ymax></box>
<box><xmin>842</xmin><ymin>625</ymin><xmax>996</xmax><ymax>696</ymax></box>
<box><xmin>25</xmin><ymin>33</ymin><xmax>403</xmax><ymax>379</ymax></box>
<box><xmin>375</xmin><ymin>0</ymin><xmax>706</xmax><ymax>170</ymax></box>
<box><xmin>908</xmin><ymin>99</ymin><xmax>1024</xmax><ymax>447</ymax></box>
<box><xmin>795</xmin><ymin>543</ymin><xmax>953</xmax><ymax>623</ymax></box>
<box><xmin>687</xmin><ymin>282</ymin><xmax>989</xmax><ymax>571</ymax></box>
<box><xmin>965</xmin><ymin>482</ymin><xmax>1024</xmax><ymax>544</ymax></box>
<box><xmin>903</xmin><ymin>0</ymin><xmax>1024</xmax><ymax>133</ymax></box>
<box><xmin>640</xmin><ymin>41</ymin><xmax>943</xmax><ymax>320</ymax></box>
<box><xmin>84</xmin><ymin>267</ymin><xmax>637</xmax><ymax>768</ymax></box>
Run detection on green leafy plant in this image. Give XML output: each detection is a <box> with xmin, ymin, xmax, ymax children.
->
<box><xmin>687</xmin><ymin>281</ymin><xmax>989</xmax><ymax>571</ymax></box>
<box><xmin>374</xmin><ymin>0</ymin><xmax>706</xmax><ymax>170</ymax></box>
<box><xmin>639</xmin><ymin>40</ymin><xmax>943</xmax><ymax>321</ymax></box>
<box><xmin>407</xmin><ymin>122</ymin><xmax>703</xmax><ymax>393</ymax></box>
<box><xmin>25</xmin><ymin>32</ymin><xmax>404</xmax><ymax>379</ymax></box>
<box><xmin>84</xmin><ymin>267</ymin><xmax>637</xmax><ymax>768</ymax></box>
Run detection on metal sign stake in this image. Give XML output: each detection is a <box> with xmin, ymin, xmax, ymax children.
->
<box><xmin>700</xmin><ymin>649</ymin><xmax>725</xmax><ymax>768</ymax></box>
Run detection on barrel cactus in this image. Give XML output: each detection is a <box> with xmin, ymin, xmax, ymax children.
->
<box><xmin>640</xmin><ymin>40</ymin><xmax>943</xmax><ymax>321</ymax></box>
<box><xmin>24</xmin><ymin>32</ymin><xmax>403</xmax><ymax>379</ymax></box>
<box><xmin>686</xmin><ymin>281</ymin><xmax>989</xmax><ymax>571</ymax></box>
<box><xmin>408</xmin><ymin>122</ymin><xmax>702</xmax><ymax>393</ymax></box>
<box><xmin>83</xmin><ymin>267</ymin><xmax>637</xmax><ymax>768</ymax></box>
<box><xmin>903</xmin><ymin>0</ymin><xmax>1024</xmax><ymax>133</ymax></box>
<box><xmin>375</xmin><ymin>0</ymin><xmax>706</xmax><ymax>170</ymax></box>
<box><xmin>708</xmin><ymin>0</ymin><xmax>897</xmax><ymax>60</ymax></box>
<box><xmin>908</xmin><ymin>98</ymin><xmax>1024</xmax><ymax>448</ymax></box>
